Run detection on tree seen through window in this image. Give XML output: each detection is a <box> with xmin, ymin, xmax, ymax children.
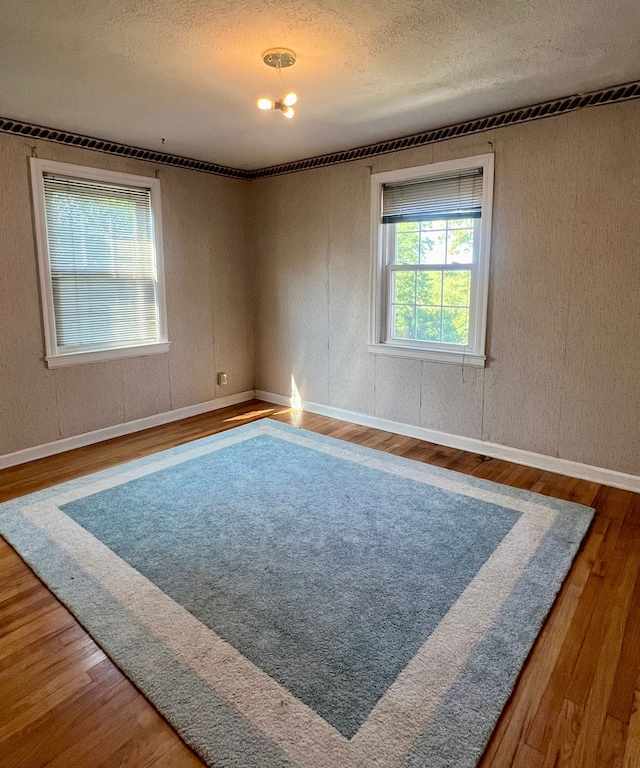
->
<box><xmin>390</xmin><ymin>219</ymin><xmax>474</xmax><ymax>345</ymax></box>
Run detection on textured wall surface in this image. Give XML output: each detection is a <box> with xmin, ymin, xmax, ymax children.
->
<box><xmin>2</xmin><ymin>100</ymin><xmax>639</xmax><ymax>475</ymax></box>
<box><xmin>0</xmin><ymin>134</ymin><xmax>254</xmax><ymax>455</ymax></box>
<box><xmin>252</xmin><ymin>100</ymin><xmax>640</xmax><ymax>476</ymax></box>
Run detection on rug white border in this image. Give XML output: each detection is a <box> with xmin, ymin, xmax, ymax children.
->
<box><xmin>7</xmin><ymin>420</ymin><xmax>574</xmax><ymax>768</ymax></box>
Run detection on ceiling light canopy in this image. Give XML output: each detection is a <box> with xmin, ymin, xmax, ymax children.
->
<box><xmin>257</xmin><ymin>48</ymin><xmax>298</xmax><ymax>119</ymax></box>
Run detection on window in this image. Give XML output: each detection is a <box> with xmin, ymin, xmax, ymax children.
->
<box><xmin>369</xmin><ymin>154</ymin><xmax>494</xmax><ymax>366</ymax></box>
<box><xmin>30</xmin><ymin>158</ymin><xmax>169</xmax><ymax>368</ymax></box>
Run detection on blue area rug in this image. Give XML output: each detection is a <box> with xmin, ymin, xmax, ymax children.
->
<box><xmin>0</xmin><ymin>419</ymin><xmax>594</xmax><ymax>768</ymax></box>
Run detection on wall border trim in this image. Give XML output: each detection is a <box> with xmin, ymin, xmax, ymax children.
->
<box><xmin>0</xmin><ymin>390</ymin><xmax>256</xmax><ymax>471</ymax></box>
<box><xmin>0</xmin><ymin>118</ymin><xmax>252</xmax><ymax>180</ymax></box>
<box><xmin>256</xmin><ymin>390</ymin><xmax>640</xmax><ymax>493</ymax></box>
<box><xmin>2</xmin><ymin>80</ymin><xmax>639</xmax><ymax>180</ymax></box>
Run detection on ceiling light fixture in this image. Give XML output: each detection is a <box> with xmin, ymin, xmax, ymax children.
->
<box><xmin>257</xmin><ymin>48</ymin><xmax>298</xmax><ymax>119</ymax></box>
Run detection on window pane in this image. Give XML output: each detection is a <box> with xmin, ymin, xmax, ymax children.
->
<box><xmin>447</xmin><ymin>218</ymin><xmax>473</xmax><ymax>229</ymax></box>
<box><xmin>393</xmin><ymin>305</ymin><xmax>415</xmax><ymax>339</ymax></box>
<box><xmin>447</xmin><ymin>227</ymin><xmax>473</xmax><ymax>264</ymax></box>
<box><xmin>420</xmin><ymin>230</ymin><xmax>446</xmax><ymax>264</ymax></box>
<box><xmin>442</xmin><ymin>270</ymin><xmax>471</xmax><ymax>307</ymax></box>
<box><xmin>417</xmin><ymin>307</ymin><xmax>442</xmax><ymax>342</ymax></box>
<box><xmin>442</xmin><ymin>308</ymin><xmax>469</xmax><ymax>345</ymax></box>
<box><xmin>416</xmin><ymin>271</ymin><xmax>442</xmax><ymax>305</ymax></box>
<box><xmin>393</xmin><ymin>270</ymin><xmax>416</xmax><ymax>304</ymax></box>
<box><xmin>421</xmin><ymin>220</ymin><xmax>447</xmax><ymax>230</ymax></box>
<box><xmin>396</xmin><ymin>231</ymin><xmax>420</xmax><ymax>264</ymax></box>
<box><xmin>52</xmin><ymin>277</ymin><xmax>158</xmax><ymax>347</ymax></box>
<box><xmin>397</xmin><ymin>222</ymin><xmax>419</xmax><ymax>234</ymax></box>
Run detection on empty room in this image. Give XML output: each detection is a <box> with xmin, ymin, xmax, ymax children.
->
<box><xmin>0</xmin><ymin>1</ymin><xmax>639</xmax><ymax>766</ymax></box>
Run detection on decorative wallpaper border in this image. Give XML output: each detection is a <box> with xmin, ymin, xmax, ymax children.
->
<box><xmin>0</xmin><ymin>118</ymin><xmax>251</xmax><ymax>180</ymax></box>
<box><xmin>2</xmin><ymin>80</ymin><xmax>639</xmax><ymax>180</ymax></box>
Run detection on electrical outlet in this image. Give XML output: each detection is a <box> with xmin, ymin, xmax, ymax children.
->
<box><xmin>217</xmin><ymin>372</ymin><xmax>228</xmax><ymax>386</ymax></box>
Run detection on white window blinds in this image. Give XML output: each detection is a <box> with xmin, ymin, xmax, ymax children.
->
<box><xmin>43</xmin><ymin>174</ymin><xmax>160</xmax><ymax>352</ymax></box>
<box><xmin>382</xmin><ymin>169</ymin><xmax>483</xmax><ymax>223</ymax></box>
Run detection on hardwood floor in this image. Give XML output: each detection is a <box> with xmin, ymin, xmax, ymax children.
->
<box><xmin>0</xmin><ymin>399</ymin><xmax>638</xmax><ymax>767</ymax></box>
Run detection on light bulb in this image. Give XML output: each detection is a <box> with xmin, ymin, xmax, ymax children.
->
<box><xmin>283</xmin><ymin>92</ymin><xmax>297</xmax><ymax>107</ymax></box>
<box><xmin>257</xmin><ymin>98</ymin><xmax>273</xmax><ymax>110</ymax></box>
<box><xmin>282</xmin><ymin>107</ymin><xmax>295</xmax><ymax>119</ymax></box>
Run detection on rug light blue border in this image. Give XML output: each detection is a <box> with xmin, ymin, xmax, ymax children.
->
<box><xmin>0</xmin><ymin>419</ymin><xmax>594</xmax><ymax>768</ymax></box>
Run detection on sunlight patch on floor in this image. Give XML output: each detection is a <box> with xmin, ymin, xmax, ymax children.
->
<box><xmin>224</xmin><ymin>408</ymin><xmax>275</xmax><ymax>423</ymax></box>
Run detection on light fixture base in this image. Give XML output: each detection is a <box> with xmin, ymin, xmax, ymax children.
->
<box><xmin>263</xmin><ymin>48</ymin><xmax>296</xmax><ymax>69</ymax></box>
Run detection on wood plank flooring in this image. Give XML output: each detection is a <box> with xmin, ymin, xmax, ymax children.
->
<box><xmin>0</xmin><ymin>399</ymin><xmax>638</xmax><ymax>767</ymax></box>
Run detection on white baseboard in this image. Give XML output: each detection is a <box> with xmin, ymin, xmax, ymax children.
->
<box><xmin>255</xmin><ymin>390</ymin><xmax>640</xmax><ymax>493</ymax></box>
<box><xmin>0</xmin><ymin>390</ymin><xmax>256</xmax><ymax>471</ymax></box>
<box><xmin>4</xmin><ymin>386</ymin><xmax>638</xmax><ymax>494</ymax></box>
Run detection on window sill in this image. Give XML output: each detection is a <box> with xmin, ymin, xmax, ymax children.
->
<box><xmin>45</xmin><ymin>341</ymin><xmax>171</xmax><ymax>369</ymax></box>
<box><xmin>367</xmin><ymin>343</ymin><xmax>485</xmax><ymax>367</ymax></box>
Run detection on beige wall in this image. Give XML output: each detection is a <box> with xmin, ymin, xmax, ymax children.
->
<box><xmin>251</xmin><ymin>100</ymin><xmax>640</xmax><ymax>476</ymax></box>
<box><xmin>0</xmin><ymin>133</ymin><xmax>254</xmax><ymax>455</ymax></box>
<box><xmin>2</xmin><ymin>100</ymin><xmax>639</xmax><ymax>475</ymax></box>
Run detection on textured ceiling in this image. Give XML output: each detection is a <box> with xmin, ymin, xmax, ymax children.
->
<box><xmin>1</xmin><ymin>0</ymin><xmax>639</xmax><ymax>170</ymax></box>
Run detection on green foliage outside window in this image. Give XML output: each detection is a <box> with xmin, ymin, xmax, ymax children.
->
<box><xmin>391</xmin><ymin>219</ymin><xmax>474</xmax><ymax>346</ymax></box>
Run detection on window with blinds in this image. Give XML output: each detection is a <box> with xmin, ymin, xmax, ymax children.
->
<box><xmin>31</xmin><ymin>159</ymin><xmax>169</xmax><ymax>367</ymax></box>
<box><xmin>370</xmin><ymin>155</ymin><xmax>494</xmax><ymax>367</ymax></box>
<box><xmin>381</xmin><ymin>169</ymin><xmax>483</xmax><ymax>223</ymax></box>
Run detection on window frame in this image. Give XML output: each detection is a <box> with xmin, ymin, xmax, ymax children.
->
<box><xmin>30</xmin><ymin>158</ymin><xmax>170</xmax><ymax>369</ymax></box>
<box><xmin>368</xmin><ymin>153</ymin><xmax>494</xmax><ymax>367</ymax></box>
